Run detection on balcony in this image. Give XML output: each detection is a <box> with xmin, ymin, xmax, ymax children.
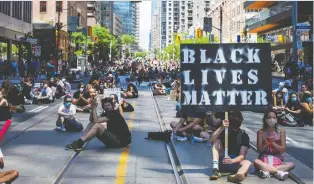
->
<box><xmin>244</xmin><ymin>1</ymin><xmax>277</xmax><ymax>10</ymax></box>
<box><xmin>188</xmin><ymin>13</ymin><xmax>192</xmax><ymax>17</ymax></box>
<box><xmin>246</xmin><ymin>1</ymin><xmax>293</xmax><ymax>33</ymax></box>
<box><xmin>87</xmin><ymin>2</ymin><xmax>95</xmax><ymax>10</ymax></box>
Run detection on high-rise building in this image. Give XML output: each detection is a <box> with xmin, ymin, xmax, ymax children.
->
<box><xmin>192</xmin><ymin>0</ymin><xmax>211</xmax><ymax>29</ymax></box>
<box><xmin>100</xmin><ymin>1</ymin><xmax>114</xmax><ymax>33</ymax></box>
<box><xmin>114</xmin><ymin>1</ymin><xmax>140</xmax><ymax>50</ymax></box>
<box><xmin>150</xmin><ymin>0</ymin><xmax>161</xmax><ymax>51</ymax></box>
<box><xmin>113</xmin><ymin>13</ymin><xmax>122</xmax><ymax>36</ymax></box>
<box><xmin>87</xmin><ymin>1</ymin><xmax>101</xmax><ymax>27</ymax></box>
<box><xmin>0</xmin><ymin>1</ymin><xmax>32</xmax><ymax>62</ymax></box>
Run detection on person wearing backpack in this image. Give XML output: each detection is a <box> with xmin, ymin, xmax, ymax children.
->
<box><xmin>209</xmin><ymin>111</ymin><xmax>251</xmax><ymax>183</ymax></box>
<box><xmin>57</xmin><ymin>96</ymin><xmax>80</xmax><ymax>132</ymax></box>
<box><xmin>65</xmin><ymin>97</ymin><xmax>131</xmax><ymax>151</ymax></box>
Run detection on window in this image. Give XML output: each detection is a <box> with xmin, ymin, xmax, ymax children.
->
<box><xmin>232</xmin><ymin>9</ymin><xmax>235</xmax><ymax>16</ymax></box>
<box><xmin>237</xmin><ymin>5</ymin><xmax>240</xmax><ymax>14</ymax></box>
<box><xmin>40</xmin><ymin>1</ymin><xmax>47</xmax><ymax>13</ymax></box>
<box><xmin>237</xmin><ymin>21</ymin><xmax>240</xmax><ymax>30</ymax></box>
<box><xmin>169</xmin><ymin>17</ymin><xmax>171</xmax><ymax>20</ymax></box>
<box><xmin>56</xmin><ymin>1</ymin><xmax>62</xmax><ymax>12</ymax></box>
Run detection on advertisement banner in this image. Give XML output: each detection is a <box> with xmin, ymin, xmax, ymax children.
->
<box><xmin>180</xmin><ymin>43</ymin><xmax>272</xmax><ymax>114</ymax></box>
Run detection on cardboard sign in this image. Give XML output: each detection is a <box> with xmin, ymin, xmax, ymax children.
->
<box><xmin>102</xmin><ymin>88</ymin><xmax>122</xmax><ymax>102</ymax></box>
<box><xmin>180</xmin><ymin>43</ymin><xmax>272</xmax><ymax>113</ymax></box>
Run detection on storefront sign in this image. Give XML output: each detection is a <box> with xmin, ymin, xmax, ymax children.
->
<box><xmin>180</xmin><ymin>43</ymin><xmax>272</xmax><ymax>113</ymax></box>
<box><xmin>296</xmin><ymin>23</ymin><xmax>311</xmax><ymax>31</ymax></box>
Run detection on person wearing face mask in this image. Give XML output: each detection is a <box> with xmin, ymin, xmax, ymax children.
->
<box><xmin>72</xmin><ymin>83</ymin><xmax>91</xmax><ymax>112</ymax></box>
<box><xmin>254</xmin><ymin>109</ymin><xmax>295</xmax><ymax>180</ymax></box>
<box><xmin>300</xmin><ymin>92</ymin><xmax>313</xmax><ymax>126</ymax></box>
<box><xmin>209</xmin><ymin>111</ymin><xmax>251</xmax><ymax>183</ymax></box>
<box><xmin>34</xmin><ymin>81</ymin><xmax>53</xmax><ymax>104</ymax></box>
<box><xmin>285</xmin><ymin>93</ymin><xmax>303</xmax><ymax>126</ymax></box>
<box><xmin>57</xmin><ymin>96</ymin><xmax>77</xmax><ymax>132</ymax></box>
<box><xmin>65</xmin><ymin>98</ymin><xmax>131</xmax><ymax>151</ymax></box>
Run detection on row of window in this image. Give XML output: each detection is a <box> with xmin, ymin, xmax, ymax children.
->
<box><xmin>40</xmin><ymin>1</ymin><xmax>63</xmax><ymax>13</ymax></box>
<box><xmin>0</xmin><ymin>1</ymin><xmax>32</xmax><ymax>24</ymax></box>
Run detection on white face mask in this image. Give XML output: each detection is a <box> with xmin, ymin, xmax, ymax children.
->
<box><xmin>266</xmin><ymin>118</ymin><xmax>277</xmax><ymax>127</ymax></box>
<box><xmin>79</xmin><ymin>88</ymin><xmax>84</xmax><ymax>92</ymax></box>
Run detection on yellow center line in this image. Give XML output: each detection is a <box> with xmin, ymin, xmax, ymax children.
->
<box><xmin>115</xmin><ymin>102</ymin><xmax>135</xmax><ymax>184</ymax></box>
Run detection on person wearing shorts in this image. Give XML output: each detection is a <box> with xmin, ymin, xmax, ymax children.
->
<box><xmin>209</xmin><ymin>111</ymin><xmax>251</xmax><ymax>183</ymax></box>
<box><xmin>66</xmin><ymin>97</ymin><xmax>131</xmax><ymax>151</ymax></box>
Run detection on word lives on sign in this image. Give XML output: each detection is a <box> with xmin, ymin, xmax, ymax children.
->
<box><xmin>180</xmin><ymin>43</ymin><xmax>272</xmax><ymax>113</ymax></box>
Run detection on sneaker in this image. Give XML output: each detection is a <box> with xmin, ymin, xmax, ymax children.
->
<box><xmin>258</xmin><ymin>170</ymin><xmax>270</xmax><ymax>179</ymax></box>
<box><xmin>227</xmin><ymin>173</ymin><xmax>245</xmax><ymax>183</ymax></box>
<box><xmin>61</xmin><ymin>127</ymin><xmax>67</xmax><ymax>132</ymax></box>
<box><xmin>56</xmin><ymin>126</ymin><xmax>62</xmax><ymax>131</ymax></box>
<box><xmin>275</xmin><ymin>171</ymin><xmax>289</xmax><ymax>181</ymax></box>
<box><xmin>65</xmin><ymin>140</ymin><xmax>83</xmax><ymax>151</ymax></box>
<box><xmin>176</xmin><ymin>136</ymin><xmax>187</xmax><ymax>141</ymax></box>
<box><xmin>210</xmin><ymin>168</ymin><xmax>221</xmax><ymax>180</ymax></box>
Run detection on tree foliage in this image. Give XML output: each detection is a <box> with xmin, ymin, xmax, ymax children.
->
<box><xmin>134</xmin><ymin>51</ymin><xmax>148</xmax><ymax>58</ymax></box>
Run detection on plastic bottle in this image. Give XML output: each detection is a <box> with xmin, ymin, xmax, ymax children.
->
<box><xmin>190</xmin><ymin>136</ymin><xmax>195</xmax><ymax>144</ymax></box>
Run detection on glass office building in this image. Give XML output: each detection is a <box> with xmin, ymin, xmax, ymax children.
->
<box><xmin>113</xmin><ymin>1</ymin><xmax>134</xmax><ymax>35</ymax></box>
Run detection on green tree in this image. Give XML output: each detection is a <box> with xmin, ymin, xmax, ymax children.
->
<box><xmin>134</xmin><ymin>51</ymin><xmax>148</xmax><ymax>58</ymax></box>
<box><xmin>121</xmin><ymin>34</ymin><xmax>136</xmax><ymax>57</ymax></box>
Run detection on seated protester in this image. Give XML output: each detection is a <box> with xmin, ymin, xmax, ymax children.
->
<box><xmin>0</xmin><ymin>148</ymin><xmax>19</xmax><ymax>183</ymax></box>
<box><xmin>106</xmin><ymin>73</ymin><xmax>115</xmax><ymax>88</ymax></box>
<box><xmin>298</xmin><ymin>84</ymin><xmax>308</xmax><ymax>100</ymax></box>
<box><xmin>72</xmin><ymin>83</ymin><xmax>91</xmax><ymax>111</ymax></box>
<box><xmin>170</xmin><ymin>110</ymin><xmax>206</xmax><ymax>141</ymax></box>
<box><xmin>109</xmin><ymin>94</ymin><xmax>123</xmax><ymax>116</ymax></box>
<box><xmin>22</xmin><ymin>77</ymin><xmax>33</xmax><ymax>100</ymax></box>
<box><xmin>33</xmin><ymin>81</ymin><xmax>53</xmax><ymax>104</ymax></box>
<box><xmin>66</xmin><ymin>98</ymin><xmax>131</xmax><ymax>151</ymax></box>
<box><xmin>0</xmin><ymin>90</ymin><xmax>12</xmax><ymax>121</ymax></box>
<box><xmin>48</xmin><ymin>81</ymin><xmax>56</xmax><ymax>101</ymax></box>
<box><xmin>57</xmin><ymin>96</ymin><xmax>78</xmax><ymax>132</ymax></box>
<box><xmin>254</xmin><ymin>109</ymin><xmax>295</xmax><ymax>180</ymax></box>
<box><xmin>7</xmin><ymin>85</ymin><xmax>24</xmax><ymax>106</ymax></box>
<box><xmin>62</xmin><ymin>79</ymin><xmax>71</xmax><ymax>95</ymax></box>
<box><xmin>154</xmin><ymin>78</ymin><xmax>166</xmax><ymax>95</ymax></box>
<box><xmin>272</xmin><ymin>82</ymin><xmax>288</xmax><ymax>108</ymax></box>
<box><xmin>199</xmin><ymin>112</ymin><xmax>225</xmax><ymax>140</ymax></box>
<box><xmin>285</xmin><ymin>93</ymin><xmax>303</xmax><ymax>126</ymax></box>
<box><xmin>209</xmin><ymin>111</ymin><xmax>251</xmax><ymax>183</ymax></box>
<box><xmin>98</xmin><ymin>81</ymin><xmax>105</xmax><ymax>94</ymax></box>
<box><xmin>55</xmin><ymin>79</ymin><xmax>66</xmax><ymax>98</ymax></box>
<box><xmin>87</xmin><ymin>84</ymin><xmax>97</xmax><ymax>100</ymax></box>
<box><xmin>300</xmin><ymin>92</ymin><xmax>313</xmax><ymax>126</ymax></box>
<box><xmin>122</xmin><ymin>78</ymin><xmax>138</xmax><ymax>98</ymax></box>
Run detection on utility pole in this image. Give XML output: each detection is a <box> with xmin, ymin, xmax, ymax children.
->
<box><xmin>220</xmin><ymin>6</ymin><xmax>223</xmax><ymax>43</ymax></box>
<box><xmin>292</xmin><ymin>1</ymin><xmax>298</xmax><ymax>62</ymax></box>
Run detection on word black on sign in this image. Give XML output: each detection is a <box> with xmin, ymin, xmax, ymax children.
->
<box><xmin>180</xmin><ymin>43</ymin><xmax>272</xmax><ymax>114</ymax></box>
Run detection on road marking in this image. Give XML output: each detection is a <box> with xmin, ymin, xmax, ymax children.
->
<box><xmin>286</xmin><ymin>137</ymin><xmax>298</xmax><ymax>144</ymax></box>
<box><xmin>115</xmin><ymin>103</ymin><xmax>135</xmax><ymax>184</ymax></box>
<box><xmin>29</xmin><ymin>106</ymin><xmax>48</xmax><ymax>113</ymax></box>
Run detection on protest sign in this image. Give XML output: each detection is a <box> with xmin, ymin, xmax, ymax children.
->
<box><xmin>180</xmin><ymin>43</ymin><xmax>272</xmax><ymax>114</ymax></box>
<box><xmin>102</xmin><ymin>88</ymin><xmax>122</xmax><ymax>102</ymax></box>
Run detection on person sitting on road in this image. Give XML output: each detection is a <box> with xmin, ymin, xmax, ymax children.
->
<box><xmin>300</xmin><ymin>92</ymin><xmax>313</xmax><ymax>126</ymax></box>
<box><xmin>72</xmin><ymin>83</ymin><xmax>91</xmax><ymax>112</ymax></box>
<box><xmin>109</xmin><ymin>94</ymin><xmax>123</xmax><ymax>116</ymax></box>
<box><xmin>87</xmin><ymin>84</ymin><xmax>97</xmax><ymax>100</ymax></box>
<box><xmin>106</xmin><ymin>73</ymin><xmax>115</xmax><ymax>88</ymax></box>
<box><xmin>0</xmin><ymin>148</ymin><xmax>19</xmax><ymax>183</ymax></box>
<box><xmin>209</xmin><ymin>111</ymin><xmax>251</xmax><ymax>183</ymax></box>
<box><xmin>57</xmin><ymin>96</ymin><xmax>78</xmax><ymax>132</ymax></box>
<box><xmin>7</xmin><ymin>85</ymin><xmax>24</xmax><ymax>106</ymax></box>
<box><xmin>285</xmin><ymin>93</ymin><xmax>303</xmax><ymax>127</ymax></box>
<box><xmin>122</xmin><ymin>78</ymin><xmax>138</xmax><ymax>98</ymax></box>
<box><xmin>154</xmin><ymin>78</ymin><xmax>166</xmax><ymax>95</ymax></box>
<box><xmin>0</xmin><ymin>90</ymin><xmax>12</xmax><ymax>121</ymax></box>
<box><xmin>272</xmin><ymin>82</ymin><xmax>288</xmax><ymax>109</ymax></box>
<box><xmin>33</xmin><ymin>81</ymin><xmax>53</xmax><ymax>104</ymax></box>
<box><xmin>66</xmin><ymin>97</ymin><xmax>131</xmax><ymax>151</ymax></box>
<box><xmin>62</xmin><ymin>78</ymin><xmax>71</xmax><ymax>95</ymax></box>
<box><xmin>170</xmin><ymin>110</ymin><xmax>206</xmax><ymax>141</ymax></box>
<box><xmin>199</xmin><ymin>112</ymin><xmax>225</xmax><ymax>141</ymax></box>
<box><xmin>298</xmin><ymin>84</ymin><xmax>308</xmax><ymax>101</ymax></box>
<box><xmin>254</xmin><ymin>109</ymin><xmax>295</xmax><ymax>181</ymax></box>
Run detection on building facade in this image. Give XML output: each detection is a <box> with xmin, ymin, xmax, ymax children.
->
<box><xmin>0</xmin><ymin>1</ymin><xmax>32</xmax><ymax>63</ymax></box>
<box><xmin>113</xmin><ymin>13</ymin><xmax>122</xmax><ymax>36</ymax></box>
<box><xmin>87</xmin><ymin>1</ymin><xmax>101</xmax><ymax>27</ymax></box>
<box><xmin>100</xmin><ymin>1</ymin><xmax>114</xmax><ymax>33</ymax></box>
<box><xmin>150</xmin><ymin>0</ymin><xmax>161</xmax><ymax>51</ymax></box>
<box><xmin>244</xmin><ymin>1</ymin><xmax>313</xmax><ymax>66</ymax></box>
<box><xmin>191</xmin><ymin>0</ymin><xmax>211</xmax><ymax>29</ymax></box>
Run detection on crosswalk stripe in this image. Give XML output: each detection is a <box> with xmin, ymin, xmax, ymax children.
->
<box><xmin>29</xmin><ymin>106</ymin><xmax>48</xmax><ymax>113</ymax></box>
<box><xmin>33</xmin><ymin>106</ymin><xmax>48</xmax><ymax>113</ymax></box>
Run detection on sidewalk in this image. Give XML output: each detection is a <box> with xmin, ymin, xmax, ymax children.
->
<box><xmin>154</xmin><ymin>96</ymin><xmax>302</xmax><ymax>184</ymax></box>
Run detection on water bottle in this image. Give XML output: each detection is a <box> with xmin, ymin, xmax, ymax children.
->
<box><xmin>190</xmin><ymin>136</ymin><xmax>196</xmax><ymax>144</ymax></box>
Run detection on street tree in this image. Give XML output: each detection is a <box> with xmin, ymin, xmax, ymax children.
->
<box><xmin>121</xmin><ymin>34</ymin><xmax>136</xmax><ymax>57</ymax></box>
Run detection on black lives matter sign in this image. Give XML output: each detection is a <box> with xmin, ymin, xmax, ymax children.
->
<box><xmin>180</xmin><ymin>43</ymin><xmax>272</xmax><ymax>113</ymax></box>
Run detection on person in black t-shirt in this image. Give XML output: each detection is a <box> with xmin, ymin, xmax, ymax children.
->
<box><xmin>122</xmin><ymin>78</ymin><xmax>138</xmax><ymax>98</ymax></box>
<box><xmin>66</xmin><ymin>97</ymin><xmax>131</xmax><ymax>151</ymax></box>
<box><xmin>285</xmin><ymin>93</ymin><xmax>302</xmax><ymax>126</ymax></box>
<box><xmin>72</xmin><ymin>83</ymin><xmax>91</xmax><ymax>111</ymax></box>
<box><xmin>209</xmin><ymin>111</ymin><xmax>251</xmax><ymax>183</ymax></box>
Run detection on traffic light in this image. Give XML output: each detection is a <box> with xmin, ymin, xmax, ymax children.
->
<box><xmin>196</xmin><ymin>28</ymin><xmax>203</xmax><ymax>38</ymax></box>
<box><xmin>94</xmin><ymin>36</ymin><xmax>98</xmax><ymax>43</ymax></box>
<box><xmin>87</xmin><ymin>26</ymin><xmax>93</xmax><ymax>36</ymax></box>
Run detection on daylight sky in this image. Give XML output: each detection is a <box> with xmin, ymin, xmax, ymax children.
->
<box><xmin>139</xmin><ymin>1</ymin><xmax>151</xmax><ymax>51</ymax></box>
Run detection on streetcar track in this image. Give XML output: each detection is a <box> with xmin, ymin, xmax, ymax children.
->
<box><xmin>151</xmin><ymin>88</ymin><xmax>188</xmax><ymax>184</ymax></box>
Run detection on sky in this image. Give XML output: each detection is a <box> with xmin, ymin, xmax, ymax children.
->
<box><xmin>139</xmin><ymin>1</ymin><xmax>151</xmax><ymax>51</ymax></box>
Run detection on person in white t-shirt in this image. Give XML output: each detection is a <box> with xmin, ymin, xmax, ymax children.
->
<box><xmin>34</xmin><ymin>81</ymin><xmax>53</xmax><ymax>104</ymax></box>
<box><xmin>57</xmin><ymin>96</ymin><xmax>77</xmax><ymax>131</ymax></box>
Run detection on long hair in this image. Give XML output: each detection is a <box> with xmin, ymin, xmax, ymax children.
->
<box><xmin>262</xmin><ymin>109</ymin><xmax>279</xmax><ymax>132</ymax></box>
<box><xmin>101</xmin><ymin>97</ymin><xmax>114</xmax><ymax>109</ymax></box>
<box><xmin>110</xmin><ymin>94</ymin><xmax>119</xmax><ymax>104</ymax></box>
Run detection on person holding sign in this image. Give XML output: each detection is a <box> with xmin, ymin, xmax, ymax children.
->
<box><xmin>122</xmin><ymin>78</ymin><xmax>138</xmax><ymax>98</ymax></box>
<box><xmin>254</xmin><ymin>109</ymin><xmax>294</xmax><ymax>180</ymax></box>
<box><xmin>209</xmin><ymin>111</ymin><xmax>251</xmax><ymax>183</ymax></box>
